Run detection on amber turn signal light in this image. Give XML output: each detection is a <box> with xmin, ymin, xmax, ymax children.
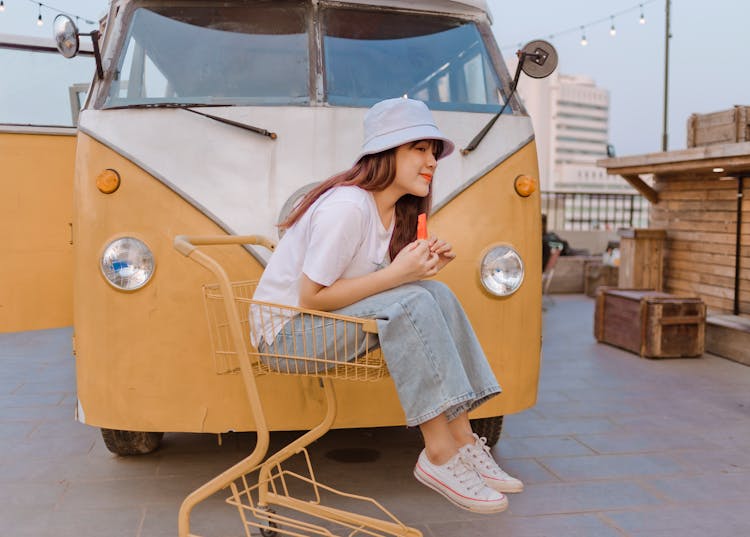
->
<box><xmin>96</xmin><ymin>169</ymin><xmax>121</xmax><ymax>194</ymax></box>
<box><xmin>514</xmin><ymin>174</ymin><xmax>536</xmax><ymax>197</ymax></box>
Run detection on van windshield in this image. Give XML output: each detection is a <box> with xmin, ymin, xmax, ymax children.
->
<box><xmin>323</xmin><ymin>7</ymin><xmax>504</xmax><ymax>112</ymax></box>
<box><xmin>103</xmin><ymin>2</ymin><xmax>506</xmax><ymax>112</ymax></box>
<box><xmin>105</xmin><ymin>2</ymin><xmax>310</xmax><ymax>107</ymax></box>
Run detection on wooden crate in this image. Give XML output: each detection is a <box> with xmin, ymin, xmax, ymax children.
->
<box><xmin>618</xmin><ymin>229</ymin><xmax>666</xmax><ymax>291</ymax></box>
<box><xmin>594</xmin><ymin>289</ymin><xmax>706</xmax><ymax>358</ymax></box>
<box><xmin>687</xmin><ymin>105</ymin><xmax>750</xmax><ymax>147</ymax></box>
<box><xmin>584</xmin><ymin>262</ymin><xmax>619</xmax><ymax>298</ymax></box>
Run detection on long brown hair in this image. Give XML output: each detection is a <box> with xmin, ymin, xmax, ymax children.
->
<box><xmin>280</xmin><ymin>140</ymin><xmax>442</xmax><ymax>260</ymax></box>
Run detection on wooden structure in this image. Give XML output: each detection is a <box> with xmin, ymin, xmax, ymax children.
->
<box><xmin>594</xmin><ymin>289</ymin><xmax>706</xmax><ymax>358</ymax></box>
<box><xmin>598</xmin><ymin>139</ymin><xmax>750</xmax><ymax>363</ymax></box>
<box><xmin>688</xmin><ymin>106</ymin><xmax>750</xmax><ymax>148</ymax></box>
<box><xmin>617</xmin><ymin>228</ymin><xmax>666</xmax><ymax>291</ymax></box>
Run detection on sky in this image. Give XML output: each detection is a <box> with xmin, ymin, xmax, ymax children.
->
<box><xmin>1</xmin><ymin>0</ymin><xmax>748</xmax><ymax>156</ymax></box>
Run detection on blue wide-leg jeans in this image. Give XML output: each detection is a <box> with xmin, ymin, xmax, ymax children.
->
<box><xmin>259</xmin><ymin>281</ymin><xmax>501</xmax><ymax>427</ymax></box>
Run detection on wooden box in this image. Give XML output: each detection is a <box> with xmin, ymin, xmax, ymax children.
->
<box><xmin>687</xmin><ymin>105</ymin><xmax>750</xmax><ymax>147</ymax></box>
<box><xmin>594</xmin><ymin>289</ymin><xmax>706</xmax><ymax>358</ymax></box>
<box><xmin>618</xmin><ymin>229</ymin><xmax>666</xmax><ymax>291</ymax></box>
<box><xmin>584</xmin><ymin>262</ymin><xmax>619</xmax><ymax>298</ymax></box>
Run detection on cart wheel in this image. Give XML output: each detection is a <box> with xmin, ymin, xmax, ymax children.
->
<box><xmin>256</xmin><ymin>505</ymin><xmax>278</xmax><ymax>537</ymax></box>
<box><xmin>100</xmin><ymin>428</ymin><xmax>164</xmax><ymax>455</ymax></box>
<box><xmin>470</xmin><ymin>416</ymin><xmax>504</xmax><ymax>447</ymax></box>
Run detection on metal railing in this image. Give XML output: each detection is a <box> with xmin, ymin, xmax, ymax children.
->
<box><xmin>542</xmin><ymin>191</ymin><xmax>650</xmax><ymax>231</ymax></box>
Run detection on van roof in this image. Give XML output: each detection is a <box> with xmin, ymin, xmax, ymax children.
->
<box><xmin>345</xmin><ymin>0</ymin><xmax>491</xmax><ymax>22</ymax></box>
<box><xmin>106</xmin><ymin>1</ymin><xmax>492</xmax><ymax>23</ymax></box>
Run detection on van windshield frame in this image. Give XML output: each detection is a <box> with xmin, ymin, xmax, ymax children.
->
<box><xmin>101</xmin><ymin>1</ymin><xmax>510</xmax><ymax>113</ymax></box>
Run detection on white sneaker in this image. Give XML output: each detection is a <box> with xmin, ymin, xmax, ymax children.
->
<box><xmin>463</xmin><ymin>434</ymin><xmax>524</xmax><ymax>493</ymax></box>
<box><xmin>413</xmin><ymin>448</ymin><xmax>508</xmax><ymax>513</ymax></box>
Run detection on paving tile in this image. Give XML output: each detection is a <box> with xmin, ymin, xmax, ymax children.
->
<box><xmin>647</xmin><ymin>472</ymin><xmax>750</xmax><ymax>502</ymax></box>
<box><xmin>0</xmin><ymin>419</ymin><xmax>38</xmax><ymax>439</ymax></box>
<box><xmin>505</xmin><ymin>481</ymin><xmax>662</xmax><ymax>516</ymax></box>
<box><xmin>0</xmin><ymin>481</ymin><xmax>67</xmax><ymax>509</ymax></box>
<box><xmin>57</xmin><ymin>475</ymin><xmax>207</xmax><ymax>511</ymax></box>
<box><xmin>574</xmin><ymin>430</ymin><xmax>723</xmax><ymax>455</ymax></box>
<box><xmin>140</xmin><ymin>501</ymin><xmax>243</xmax><ymax>537</ymax></box>
<box><xmin>672</xmin><ymin>447</ymin><xmax>750</xmax><ymax>474</ymax></box>
<box><xmin>503</xmin><ymin>414</ymin><xmax>617</xmax><ymax>437</ymax></box>
<box><xmin>604</xmin><ymin>501</ymin><xmax>750</xmax><ymax>535</ymax></box>
<box><xmin>531</xmin><ymin>399</ymin><xmax>647</xmax><ymax>420</ymax></box>
<box><xmin>494</xmin><ymin>436</ymin><xmax>595</xmax><ymax>459</ymax></box>
<box><xmin>427</xmin><ymin>513</ymin><xmax>623</xmax><ymax>537</ymax></box>
<box><xmin>4</xmin><ymin>506</ymin><xmax>144</xmax><ymax>537</ymax></box>
<box><xmin>493</xmin><ymin>457</ymin><xmax>562</xmax><ymax>485</ymax></box>
<box><xmin>12</xmin><ymin>381</ymin><xmax>71</xmax><ymax>396</ymax></box>
<box><xmin>537</xmin><ymin>453</ymin><xmax>686</xmax><ymax>481</ymax></box>
<box><xmin>0</xmin><ymin>434</ymin><xmax>95</xmax><ymax>464</ymax></box>
<box><xmin>0</xmin><ymin>393</ymin><xmax>67</xmax><ymax>409</ymax></box>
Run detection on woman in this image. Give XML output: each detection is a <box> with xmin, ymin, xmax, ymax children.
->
<box><xmin>253</xmin><ymin>97</ymin><xmax>522</xmax><ymax>514</ymax></box>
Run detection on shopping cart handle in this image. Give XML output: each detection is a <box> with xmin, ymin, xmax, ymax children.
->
<box><xmin>174</xmin><ymin>234</ymin><xmax>277</xmax><ymax>257</ymax></box>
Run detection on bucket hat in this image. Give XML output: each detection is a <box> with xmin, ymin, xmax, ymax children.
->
<box><xmin>354</xmin><ymin>98</ymin><xmax>455</xmax><ymax>164</ymax></box>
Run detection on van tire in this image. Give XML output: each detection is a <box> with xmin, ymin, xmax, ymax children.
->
<box><xmin>470</xmin><ymin>416</ymin><xmax>504</xmax><ymax>447</ymax></box>
<box><xmin>100</xmin><ymin>428</ymin><xmax>164</xmax><ymax>455</ymax></box>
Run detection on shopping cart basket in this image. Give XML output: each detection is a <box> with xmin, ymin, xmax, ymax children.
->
<box><xmin>174</xmin><ymin>235</ymin><xmax>421</xmax><ymax>537</ymax></box>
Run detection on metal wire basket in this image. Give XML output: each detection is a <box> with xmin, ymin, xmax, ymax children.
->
<box><xmin>227</xmin><ymin>449</ymin><xmax>420</xmax><ymax>537</ymax></box>
<box><xmin>202</xmin><ymin>280</ymin><xmax>388</xmax><ymax>381</ymax></box>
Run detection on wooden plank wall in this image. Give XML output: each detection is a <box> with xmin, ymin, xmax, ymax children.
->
<box><xmin>651</xmin><ymin>175</ymin><xmax>750</xmax><ymax>313</ymax></box>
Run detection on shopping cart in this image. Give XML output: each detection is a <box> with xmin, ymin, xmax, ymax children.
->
<box><xmin>174</xmin><ymin>235</ymin><xmax>421</xmax><ymax>537</ymax></box>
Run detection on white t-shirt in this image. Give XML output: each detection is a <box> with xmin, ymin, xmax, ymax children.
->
<box><xmin>252</xmin><ymin>185</ymin><xmax>394</xmax><ymax>343</ymax></box>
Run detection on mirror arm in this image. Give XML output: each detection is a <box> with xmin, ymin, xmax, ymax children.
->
<box><xmin>81</xmin><ymin>30</ymin><xmax>104</xmax><ymax>79</ymax></box>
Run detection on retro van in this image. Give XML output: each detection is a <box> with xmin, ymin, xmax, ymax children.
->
<box><xmin>54</xmin><ymin>0</ymin><xmax>552</xmax><ymax>456</ymax></box>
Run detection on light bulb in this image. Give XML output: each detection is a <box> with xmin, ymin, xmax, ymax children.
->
<box><xmin>0</xmin><ymin>1</ymin><xmax>5</xmax><ymax>13</ymax></box>
<box><xmin>610</xmin><ymin>17</ymin><xmax>616</xmax><ymax>36</ymax></box>
<box><xmin>639</xmin><ymin>5</ymin><xmax>646</xmax><ymax>24</ymax></box>
<box><xmin>37</xmin><ymin>13</ymin><xmax>44</xmax><ymax>26</ymax></box>
<box><xmin>580</xmin><ymin>27</ymin><xmax>587</xmax><ymax>46</ymax></box>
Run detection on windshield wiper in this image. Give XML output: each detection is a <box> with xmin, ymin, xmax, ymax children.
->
<box><xmin>460</xmin><ymin>70</ymin><xmax>521</xmax><ymax>156</ymax></box>
<box><xmin>183</xmin><ymin>107</ymin><xmax>277</xmax><ymax>140</ymax></box>
<box><xmin>104</xmin><ymin>102</ymin><xmax>228</xmax><ymax>110</ymax></box>
<box><xmin>103</xmin><ymin>102</ymin><xmax>277</xmax><ymax>140</ymax></box>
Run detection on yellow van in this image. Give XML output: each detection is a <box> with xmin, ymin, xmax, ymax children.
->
<box><xmin>54</xmin><ymin>0</ymin><xmax>553</xmax><ymax>455</ymax></box>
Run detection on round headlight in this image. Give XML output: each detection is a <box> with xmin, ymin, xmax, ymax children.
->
<box><xmin>100</xmin><ymin>237</ymin><xmax>155</xmax><ymax>291</ymax></box>
<box><xmin>479</xmin><ymin>244</ymin><xmax>524</xmax><ymax>296</ymax></box>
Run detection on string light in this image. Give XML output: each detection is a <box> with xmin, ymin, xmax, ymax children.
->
<box><xmin>18</xmin><ymin>0</ymin><xmax>98</xmax><ymax>28</ymax></box>
<box><xmin>500</xmin><ymin>0</ymin><xmax>656</xmax><ymax>51</ymax></box>
<box><xmin>0</xmin><ymin>1</ymin><xmax>5</xmax><ymax>13</ymax></box>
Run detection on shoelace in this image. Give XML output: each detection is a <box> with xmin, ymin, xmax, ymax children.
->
<box><xmin>451</xmin><ymin>450</ymin><xmax>488</xmax><ymax>495</ymax></box>
<box><xmin>470</xmin><ymin>436</ymin><xmax>501</xmax><ymax>473</ymax></box>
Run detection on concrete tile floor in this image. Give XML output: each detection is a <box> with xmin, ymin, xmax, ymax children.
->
<box><xmin>1</xmin><ymin>295</ymin><xmax>749</xmax><ymax>536</ymax></box>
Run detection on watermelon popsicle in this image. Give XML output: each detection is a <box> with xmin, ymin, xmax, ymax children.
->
<box><xmin>417</xmin><ymin>213</ymin><xmax>428</xmax><ymax>240</ymax></box>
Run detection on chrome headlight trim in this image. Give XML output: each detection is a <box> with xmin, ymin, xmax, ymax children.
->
<box><xmin>479</xmin><ymin>243</ymin><xmax>525</xmax><ymax>296</ymax></box>
<box><xmin>100</xmin><ymin>237</ymin><xmax>155</xmax><ymax>291</ymax></box>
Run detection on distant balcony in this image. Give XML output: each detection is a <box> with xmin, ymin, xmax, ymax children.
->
<box><xmin>542</xmin><ymin>191</ymin><xmax>650</xmax><ymax>231</ymax></box>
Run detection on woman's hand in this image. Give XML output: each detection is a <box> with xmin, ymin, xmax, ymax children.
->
<box><xmin>428</xmin><ymin>235</ymin><xmax>456</xmax><ymax>271</ymax></box>
<box><xmin>388</xmin><ymin>239</ymin><xmax>440</xmax><ymax>285</ymax></box>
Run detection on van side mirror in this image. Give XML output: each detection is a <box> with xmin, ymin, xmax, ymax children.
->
<box><xmin>54</xmin><ymin>14</ymin><xmax>104</xmax><ymax>79</ymax></box>
<box><xmin>517</xmin><ymin>40</ymin><xmax>558</xmax><ymax>80</ymax></box>
<box><xmin>54</xmin><ymin>15</ymin><xmax>80</xmax><ymax>58</ymax></box>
